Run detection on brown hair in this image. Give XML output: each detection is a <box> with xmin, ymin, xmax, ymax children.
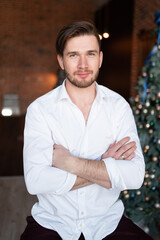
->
<box><xmin>56</xmin><ymin>21</ymin><xmax>101</xmax><ymax>56</ymax></box>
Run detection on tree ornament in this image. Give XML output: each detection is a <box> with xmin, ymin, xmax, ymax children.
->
<box><xmin>124</xmin><ymin>194</ymin><xmax>130</xmax><ymax>199</ymax></box>
<box><xmin>145</xmin><ymin>197</ymin><xmax>150</xmax><ymax>201</ymax></box>
<box><xmin>152</xmin><ymin>96</ymin><xmax>156</xmax><ymax>101</ymax></box>
<box><xmin>137</xmin><ymin>103</ymin><xmax>143</xmax><ymax>109</ymax></box>
<box><xmin>150</xmin><ymin>174</ymin><xmax>155</xmax><ymax>179</ymax></box>
<box><xmin>151</xmin><ymin>85</ymin><xmax>156</xmax><ymax>90</ymax></box>
<box><xmin>157</xmin><ymin>138</ymin><xmax>160</xmax><ymax>145</ymax></box>
<box><xmin>145</xmin><ymin>172</ymin><xmax>150</xmax><ymax>178</ymax></box>
<box><xmin>156</xmin><ymin>104</ymin><xmax>160</xmax><ymax>110</ymax></box>
<box><xmin>157</xmin><ymin>113</ymin><xmax>160</xmax><ymax>119</ymax></box>
<box><xmin>142</xmin><ymin>72</ymin><xmax>147</xmax><ymax>77</ymax></box>
<box><xmin>144</xmin><ymin>226</ymin><xmax>150</xmax><ymax>234</ymax></box>
<box><xmin>136</xmin><ymin>190</ymin><xmax>141</xmax><ymax>195</ymax></box>
<box><xmin>143</xmin><ymin>109</ymin><xmax>148</xmax><ymax>114</ymax></box>
<box><xmin>138</xmin><ymin>207</ymin><xmax>143</xmax><ymax>211</ymax></box>
<box><xmin>154</xmin><ymin>203</ymin><xmax>160</xmax><ymax>208</ymax></box>
<box><xmin>150</xmin><ymin>73</ymin><xmax>154</xmax><ymax>80</ymax></box>
<box><xmin>145</xmin><ymin>123</ymin><xmax>150</xmax><ymax>128</ymax></box>
<box><xmin>151</xmin><ymin>61</ymin><xmax>156</xmax><ymax>67</ymax></box>
<box><xmin>152</xmin><ymin>156</ymin><xmax>158</xmax><ymax>162</ymax></box>
<box><xmin>144</xmin><ymin>145</ymin><xmax>150</xmax><ymax>152</ymax></box>
<box><xmin>131</xmin><ymin>193</ymin><xmax>135</xmax><ymax>198</ymax></box>
<box><xmin>145</xmin><ymin>101</ymin><xmax>150</xmax><ymax>107</ymax></box>
<box><xmin>145</xmin><ymin>145</ymin><xmax>150</xmax><ymax>150</ymax></box>
<box><xmin>153</xmin><ymin>138</ymin><xmax>157</xmax><ymax>143</ymax></box>
<box><xmin>157</xmin><ymin>92</ymin><xmax>160</xmax><ymax>98</ymax></box>
<box><xmin>134</xmin><ymin>95</ymin><xmax>139</xmax><ymax>102</ymax></box>
<box><xmin>135</xmin><ymin>109</ymin><xmax>140</xmax><ymax>115</ymax></box>
<box><xmin>123</xmin><ymin>190</ymin><xmax>128</xmax><ymax>195</ymax></box>
<box><xmin>149</xmin><ymin>129</ymin><xmax>153</xmax><ymax>135</ymax></box>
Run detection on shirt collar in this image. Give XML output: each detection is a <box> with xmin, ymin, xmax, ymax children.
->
<box><xmin>95</xmin><ymin>82</ymin><xmax>108</xmax><ymax>104</ymax></box>
<box><xmin>56</xmin><ymin>80</ymin><xmax>108</xmax><ymax>104</ymax></box>
<box><xmin>56</xmin><ymin>80</ymin><xmax>70</xmax><ymax>102</ymax></box>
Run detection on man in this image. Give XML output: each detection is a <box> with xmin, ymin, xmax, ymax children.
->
<box><xmin>21</xmin><ymin>21</ymin><xmax>153</xmax><ymax>240</ymax></box>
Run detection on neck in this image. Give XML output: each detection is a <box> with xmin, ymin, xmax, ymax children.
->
<box><xmin>65</xmin><ymin>79</ymin><xmax>96</xmax><ymax>107</ymax></box>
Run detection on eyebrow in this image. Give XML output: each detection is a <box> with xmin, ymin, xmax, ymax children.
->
<box><xmin>66</xmin><ymin>50</ymin><xmax>99</xmax><ymax>56</ymax></box>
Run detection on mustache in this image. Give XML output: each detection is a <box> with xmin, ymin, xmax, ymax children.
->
<box><xmin>74</xmin><ymin>70</ymin><xmax>93</xmax><ymax>75</ymax></box>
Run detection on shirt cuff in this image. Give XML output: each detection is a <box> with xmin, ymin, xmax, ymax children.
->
<box><xmin>55</xmin><ymin>172</ymin><xmax>77</xmax><ymax>195</ymax></box>
<box><xmin>103</xmin><ymin>157</ymin><xmax>126</xmax><ymax>190</ymax></box>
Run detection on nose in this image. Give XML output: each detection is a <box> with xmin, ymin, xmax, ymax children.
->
<box><xmin>78</xmin><ymin>55</ymin><xmax>88</xmax><ymax>69</ymax></box>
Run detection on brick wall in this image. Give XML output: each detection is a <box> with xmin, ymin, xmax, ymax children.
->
<box><xmin>0</xmin><ymin>0</ymin><xmax>95</xmax><ymax>114</ymax></box>
<box><xmin>131</xmin><ymin>0</ymin><xmax>160</xmax><ymax>96</ymax></box>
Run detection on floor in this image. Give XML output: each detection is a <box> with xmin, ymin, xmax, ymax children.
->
<box><xmin>0</xmin><ymin>176</ymin><xmax>36</xmax><ymax>240</ymax></box>
<box><xmin>0</xmin><ymin>176</ymin><xmax>159</xmax><ymax>240</ymax></box>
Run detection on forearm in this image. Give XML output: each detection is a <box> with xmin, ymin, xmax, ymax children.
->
<box><xmin>71</xmin><ymin>176</ymin><xmax>92</xmax><ymax>190</ymax></box>
<box><xmin>68</xmin><ymin>156</ymin><xmax>111</xmax><ymax>189</ymax></box>
<box><xmin>53</xmin><ymin>147</ymin><xmax>111</xmax><ymax>189</ymax></box>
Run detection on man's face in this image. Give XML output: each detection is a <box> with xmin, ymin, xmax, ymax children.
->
<box><xmin>57</xmin><ymin>35</ymin><xmax>103</xmax><ymax>88</ymax></box>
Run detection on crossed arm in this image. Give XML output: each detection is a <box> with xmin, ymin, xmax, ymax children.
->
<box><xmin>52</xmin><ymin>137</ymin><xmax>136</xmax><ymax>190</ymax></box>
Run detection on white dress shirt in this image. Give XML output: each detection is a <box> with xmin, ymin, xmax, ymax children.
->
<box><xmin>23</xmin><ymin>81</ymin><xmax>145</xmax><ymax>240</ymax></box>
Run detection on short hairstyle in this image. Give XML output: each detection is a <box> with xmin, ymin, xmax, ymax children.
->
<box><xmin>56</xmin><ymin>21</ymin><xmax>101</xmax><ymax>56</ymax></box>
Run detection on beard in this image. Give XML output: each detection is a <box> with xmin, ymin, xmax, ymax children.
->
<box><xmin>64</xmin><ymin>69</ymin><xmax>99</xmax><ymax>88</ymax></box>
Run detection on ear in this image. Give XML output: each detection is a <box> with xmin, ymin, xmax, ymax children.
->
<box><xmin>57</xmin><ymin>54</ymin><xmax>64</xmax><ymax>70</ymax></box>
<box><xmin>99</xmin><ymin>51</ymin><xmax>103</xmax><ymax>68</ymax></box>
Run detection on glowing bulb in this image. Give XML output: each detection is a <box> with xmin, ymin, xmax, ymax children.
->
<box><xmin>103</xmin><ymin>32</ymin><xmax>110</xmax><ymax>38</ymax></box>
<box><xmin>1</xmin><ymin>108</ymin><xmax>13</xmax><ymax>116</ymax></box>
<box><xmin>99</xmin><ymin>34</ymin><xmax>102</xmax><ymax>40</ymax></box>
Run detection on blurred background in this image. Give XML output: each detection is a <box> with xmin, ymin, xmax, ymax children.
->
<box><xmin>0</xmin><ymin>0</ymin><xmax>160</xmax><ymax>239</ymax></box>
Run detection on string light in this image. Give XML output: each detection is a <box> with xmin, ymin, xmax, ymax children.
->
<box><xmin>103</xmin><ymin>32</ymin><xmax>110</xmax><ymax>38</ymax></box>
<box><xmin>99</xmin><ymin>34</ymin><xmax>102</xmax><ymax>40</ymax></box>
<box><xmin>99</xmin><ymin>32</ymin><xmax>110</xmax><ymax>40</ymax></box>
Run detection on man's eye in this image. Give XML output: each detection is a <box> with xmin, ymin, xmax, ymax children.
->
<box><xmin>69</xmin><ymin>54</ymin><xmax>76</xmax><ymax>57</ymax></box>
<box><xmin>88</xmin><ymin>52</ymin><xmax>95</xmax><ymax>56</ymax></box>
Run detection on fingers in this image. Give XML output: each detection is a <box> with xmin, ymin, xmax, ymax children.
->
<box><xmin>117</xmin><ymin>141</ymin><xmax>136</xmax><ymax>158</ymax></box>
<box><xmin>113</xmin><ymin>138</ymin><xmax>136</xmax><ymax>160</ymax></box>
<box><xmin>101</xmin><ymin>136</ymin><xmax>137</xmax><ymax>161</ymax></box>
<box><xmin>108</xmin><ymin>140</ymin><xmax>117</xmax><ymax>149</ymax></box>
<box><xmin>126</xmin><ymin>152</ymin><xmax>136</xmax><ymax>160</ymax></box>
<box><xmin>113</xmin><ymin>137</ymin><xmax>130</xmax><ymax>152</ymax></box>
<box><xmin>122</xmin><ymin>145</ymin><xmax>137</xmax><ymax>160</ymax></box>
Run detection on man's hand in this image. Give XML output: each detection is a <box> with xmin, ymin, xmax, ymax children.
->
<box><xmin>52</xmin><ymin>144</ymin><xmax>70</xmax><ymax>169</ymax></box>
<box><xmin>52</xmin><ymin>144</ymin><xmax>72</xmax><ymax>171</ymax></box>
<box><xmin>101</xmin><ymin>137</ymin><xmax>136</xmax><ymax>160</ymax></box>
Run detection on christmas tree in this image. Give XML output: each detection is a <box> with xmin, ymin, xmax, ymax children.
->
<box><xmin>121</xmin><ymin>11</ymin><xmax>160</xmax><ymax>237</ymax></box>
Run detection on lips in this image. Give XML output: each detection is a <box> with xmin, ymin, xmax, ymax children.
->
<box><xmin>75</xmin><ymin>71</ymin><xmax>92</xmax><ymax>78</ymax></box>
<box><xmin>77</xmin><ymin>73</ymin><xmax>89</xmax><ymax>78</ymax></box>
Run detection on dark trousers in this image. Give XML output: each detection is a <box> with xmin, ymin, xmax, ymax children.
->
<box><xmin>20</xmin><ymin>215</ymin><xmax>153</xmax><ymax>240</ymax></box>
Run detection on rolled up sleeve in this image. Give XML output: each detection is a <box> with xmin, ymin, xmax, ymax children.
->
<box><xmin>23</xmin><ymin>102</ymin><xmax>76</xmax><ymax>195</ymax></box>
<box><xmin>103</xmin><ymin>99</ymin><xmax>145</xmax><ymax>191</ymax></box>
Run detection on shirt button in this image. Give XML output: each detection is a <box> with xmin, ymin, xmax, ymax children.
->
<box><xmin>80</xmin><ymin>191</ymin><xmax>83</xmax><ymax>195</ymax></box>
<box><xmin>81</xmin><ymin>211</ymin><xmax>84</xmax><ymax>215</ymax></box>
<box><xmin>72</xmin><ymin>234</ymin><xmax>77</xmax><ymax>240</ymax></box>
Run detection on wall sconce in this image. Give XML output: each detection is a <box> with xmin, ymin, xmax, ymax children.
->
<box><xmin>1</xmin><ymin>94</ymin><xmax>20</xmax><ymax>117</ymax></box>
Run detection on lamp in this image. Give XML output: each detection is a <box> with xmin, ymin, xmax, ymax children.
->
<box><xmin>1</xmin><ymin>94</ymin><xmax>20</xmax><ymax>116</ymax></box>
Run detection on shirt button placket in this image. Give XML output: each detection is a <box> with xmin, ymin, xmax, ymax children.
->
<box><xmin>78</xmin><ymin>189</ymin><xmax>85</xmax><ymax>219</ymax></box>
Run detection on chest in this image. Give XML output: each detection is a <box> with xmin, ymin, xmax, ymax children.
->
<box><xmin>46</xmin><ymin>102</ymin><xmax>116</xmax><ymax>159</ymax></box>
